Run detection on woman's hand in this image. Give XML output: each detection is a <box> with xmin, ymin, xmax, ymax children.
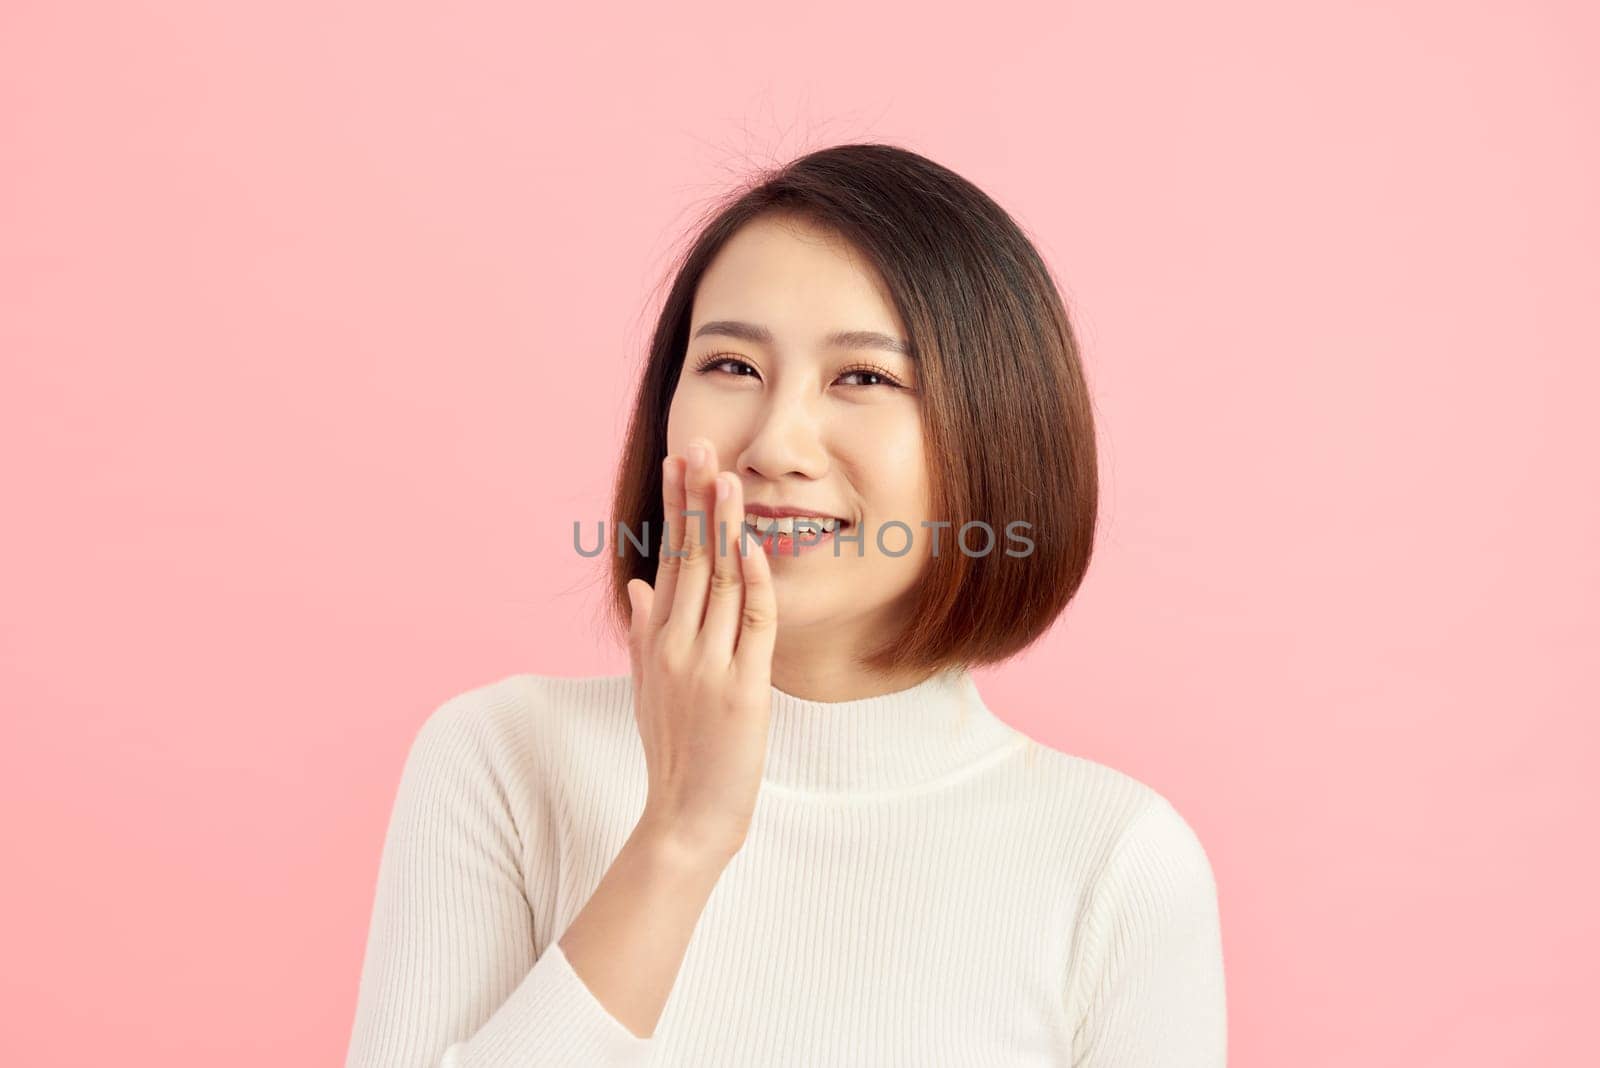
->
<box><xmin>625</xmin><ymin>438</ymin><xmax>779</xmax><ymax>865</ymax></box>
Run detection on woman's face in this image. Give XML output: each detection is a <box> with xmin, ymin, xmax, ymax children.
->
<box><xmin>666</xmin><ymin>213</ymin><xmax>931</xmax><ymax>639</ymax></box>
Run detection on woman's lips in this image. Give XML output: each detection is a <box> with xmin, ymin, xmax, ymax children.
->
<box><xmin>743</xmin><ymin>519</ymin><xmax>847</xmax><ymax>557</ymax></box>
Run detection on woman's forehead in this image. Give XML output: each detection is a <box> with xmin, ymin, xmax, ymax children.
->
<box><xmin>692</xmin><ymin>223</ymin><xmax>907</xmax><ymax>351</ymax></box>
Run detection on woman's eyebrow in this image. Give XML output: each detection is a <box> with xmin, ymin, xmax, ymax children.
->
<box><xmin>692</xmin><ymin>320</ymin><xmax>914</xmax><ymax>358</ymax></box>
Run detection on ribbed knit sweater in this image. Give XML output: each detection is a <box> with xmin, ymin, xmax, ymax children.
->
<box><xmin>344</xmin><ymin>669</ymin><xmax>1227</xmax><ymax>1066</ymax></box>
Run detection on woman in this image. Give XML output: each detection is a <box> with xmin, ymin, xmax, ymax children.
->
<box><xmin>345</xmin><ymin>143</ymin><xmax>1227</xmax><ymax>1066</ymax></box>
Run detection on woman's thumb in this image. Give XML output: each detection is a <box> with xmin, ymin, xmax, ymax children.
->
<box><xmin>626</xmin><ymin>579</ymin><xmax>652</xmax><ymax>630</ymax></box>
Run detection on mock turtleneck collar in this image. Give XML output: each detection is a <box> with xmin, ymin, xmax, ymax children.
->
<box><xmin>759</xmin><ymin>667</ymin><xmax>1021</xmax><ymax>796</ymax></box>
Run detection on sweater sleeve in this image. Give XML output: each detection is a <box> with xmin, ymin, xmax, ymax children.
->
<box><xmin>1067</xmin><ymin>795</ymin><xmax>1228</xmax><ymax>1067</ymax></box>
<box><xmin>344</xmin><ymin>688</ymin><xmax>655</xmax><ymax>1067</ymax></box>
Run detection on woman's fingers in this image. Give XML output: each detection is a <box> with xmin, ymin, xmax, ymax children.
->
<box><xmin>649</xmin><ymin>455</ymin><xmax>685</xmax><ymax>630</ymax></box>
<box><xmin>626</xmin><ymin>442</ymin><xmax>779</xmax><ymax>863</ymax></box>
<box><xmin>664</xmin><ymin>440</ymin><xmax>718</xmax><ymax>646</ymax></box>
<box><xmin>732</xmin><ymin>497</ymin><xmax>778</xmax><ymax>678</ymax></box>
<box><xmin>698</xmin><ymin>471</ymin><xmax>747</xmax><ymax>664</ymax></box>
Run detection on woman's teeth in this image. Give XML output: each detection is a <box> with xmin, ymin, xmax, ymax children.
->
<box><xmin>743</xmin><ymin>513</ymin><xmax>843</xmax><ymax>537</ymax></box>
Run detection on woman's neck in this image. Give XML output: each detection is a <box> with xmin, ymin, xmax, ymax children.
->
<box><xmin>769</xmin><ymin>627</ymin><xmax>934</xmax><ymax>702</ymax></box>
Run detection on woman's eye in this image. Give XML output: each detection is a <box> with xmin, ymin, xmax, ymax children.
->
<box><xmin>837</xmin><ymin>364</ymin><xmax>907</xmax><ymax>389</ymax></box>
<box><xmin>699</xmin><ymin>356</ymin><xmax>758</xmax><ymax>377</ymax></box>
<box><xmin>838</xmin><ymin>368</ymin><xmax>895</xmax><ymax>388</ymax></box>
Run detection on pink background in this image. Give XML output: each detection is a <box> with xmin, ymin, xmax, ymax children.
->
<box><xmin>3</xmin><ymin>2</ymin><xmax>1596</xmax><ymax>1064</ymax></box>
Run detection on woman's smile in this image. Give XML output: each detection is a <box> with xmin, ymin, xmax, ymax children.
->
<box><xmin>742</xmin><ymin>515</ymin><xmax>843</xmax><ymax>557</ymax></box>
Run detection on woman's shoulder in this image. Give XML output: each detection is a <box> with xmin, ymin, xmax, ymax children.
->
<box><xmin>1002</xmin><ymin>734</ymin><xmax>1218</xmax><ymax>883</ymax></box>
<box><xmin>406</xmin><ymin>670</ymin><xmax>637</xmax><ymax>784</ymax></box>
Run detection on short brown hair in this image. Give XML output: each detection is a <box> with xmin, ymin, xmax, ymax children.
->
<box><xmin>605</xmin><ymin>143</ymin><xmax>1098</xmax><ymax>676</ymax></box>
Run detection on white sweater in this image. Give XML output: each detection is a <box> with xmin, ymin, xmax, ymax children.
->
<box><xmin>344</xmin><ymin>669</ymin><xmax>1227</xmax><ymax>1066</ymax></box>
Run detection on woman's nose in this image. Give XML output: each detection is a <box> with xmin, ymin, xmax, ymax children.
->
<box><xmin>736</xmin><ymin>399</ymin><xmax>830</xmax><ymax>481</ymax></box>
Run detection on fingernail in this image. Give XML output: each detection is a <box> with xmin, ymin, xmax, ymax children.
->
<box><xmin>687</xmin><ymin>442</ymin><xmax>706</xmax><ymax>469</ymax></box>
<box><xmin>715</xmin><ymin>474</ymin><xmax>729</xmax><ymax>502</ymax></box>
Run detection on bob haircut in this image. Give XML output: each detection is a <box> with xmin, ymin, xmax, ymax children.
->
<box><xmin>606</xmin><ymin>142</ymin><xmax>1098</xmax><ymax>677</ymax></box>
